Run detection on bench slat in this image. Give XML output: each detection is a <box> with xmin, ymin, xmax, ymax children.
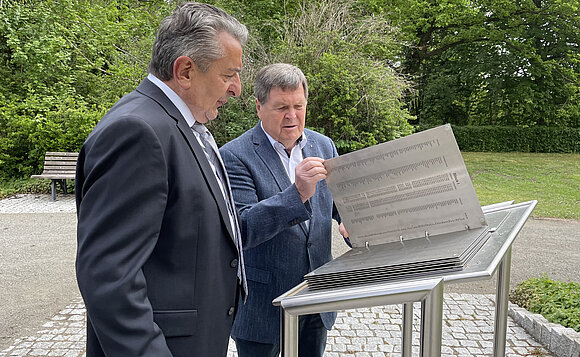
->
<box><xmin>31</xmin><ymin>174</ymin><xmax>76</xmax><ymax>179</ymax></box>
<box><xmin>39</xmin><ymin>169</ymin><xmax>76</xmax><ymax>174</ymax></box>
<box><xmin>46</xmin><ymin>152</ymin><xmax>79</xmax><ymax>157</ymax></box>
<box><xmin>44</xmin><ymin>157</ymin><xmax>78</xmax><ymax>162</ymax></box>
<box><xmin>43</xmin><ymin>161</ymin><xmax>77</xmax><ymax>166</ymax></box>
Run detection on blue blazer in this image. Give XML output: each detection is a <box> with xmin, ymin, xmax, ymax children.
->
<box><xmin>220</xmin><ymin>123</ymin><xmax>341</xmax><ymax>344</ymax></box>
<box><xmin>76</xmin><ymin>78</ymin><xmax>241</xmax><ymax>356</ymax></box>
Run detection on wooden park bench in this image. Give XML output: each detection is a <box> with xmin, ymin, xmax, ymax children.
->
<box><xmin>31</xmin><ymin>152</ymin><xmax>78</xmax><ymax>201</ymax></box>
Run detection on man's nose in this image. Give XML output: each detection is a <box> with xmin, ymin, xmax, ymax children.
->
<box><xmin>228</xmin><ymin>73</ymin><xmax>241</xmax><ymax>97</ymax></box>
<box><xmin>285</xmin><ymin>108</ymin><xmax>297</xmax><ymax>119</ymax></box>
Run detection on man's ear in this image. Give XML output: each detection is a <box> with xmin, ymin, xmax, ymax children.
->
<box><xmin>255</xmin><ymin>98</ymin><xmax>263</xmax><ymax>119</ymax></box>
<box><xmin>173</xmin><ymin>56</ymin><xmax>195</xmax><ymax>90</ymax></box>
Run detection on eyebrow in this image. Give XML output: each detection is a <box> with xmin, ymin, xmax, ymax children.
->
<box><xmin>272</xmin><ymin>101</ymin><xmax>306</xmax><ymax>107</ymax></box>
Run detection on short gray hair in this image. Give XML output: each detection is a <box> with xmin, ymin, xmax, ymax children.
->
<box><xmin>148</xmin><ymin>2</ymin><xmax>248</xmax><ymax>80</ymax></box>
<box><xmin>254</xmin><ymin>63</ymin><xmax>309</xmax><ymax>104</ymax></box>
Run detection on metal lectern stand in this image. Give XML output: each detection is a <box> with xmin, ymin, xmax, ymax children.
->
<box><xmin>276</xmin><ymin>278</ymin><xmax>444</xmax><ymax>357</ymax></box>
<box><xmin>273</xmin><ymin>200</ymin><xmax>537</xmax><ymax>357</ymax></box>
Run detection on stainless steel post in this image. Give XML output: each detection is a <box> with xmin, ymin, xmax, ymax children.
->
<box><xmin>402</xmin><ymin>302</ymin><xmax>414</xmax><ymax>357</ymax></box>
<box><xmin>420</xmin><ymin>279</ymin><xmax>444</xmax><ymax>357</ymax></box>
<box><xmin>494</xmin><ymin>246</ymin><xmax>512</xmax><ymax>357</ymax></box>
<box><xmin>281</xmin><ymin>309</ymin><xmax>299</xmax><ymax>357</ymax></box>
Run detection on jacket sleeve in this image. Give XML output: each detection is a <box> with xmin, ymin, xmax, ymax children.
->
<box><xmin>76</xmin><ymin>116</ymin><xmax>173</xmax><ymax>356</ymax></box>
<box><xmin>220</xmin><ymin>147</ymin><xmax>312</xmax><ymax>249</ymax></box>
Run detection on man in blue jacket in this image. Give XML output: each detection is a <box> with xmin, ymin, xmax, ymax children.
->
<box><xmin>220</xmin><ymin>63</ymin><xmax>349</xmax><ymax>357</ymax></box>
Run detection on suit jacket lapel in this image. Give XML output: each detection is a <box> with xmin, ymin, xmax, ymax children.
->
<box><xmin>136</xmin><ymin>79</ymin><xmax>236</xmax><ymax>242</ymax></box>
<box><xmin>252</xmin><ymin>125</ymin><xmax>292</xmax><ymax>191</ymax></box>
<box><xmin>301</xmin><ymin>132</ymin><xmax>320</xmax><ymax>159</ymax></box>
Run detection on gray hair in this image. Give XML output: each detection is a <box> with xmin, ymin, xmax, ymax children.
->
<box><xmin>148</xmin><ymin>2</ymin><xmax>248</xmax><ymax>80</ymax></box>
<box><xmin>254</xmin><ymin>63</ymin><xmax>309</xmax><ymax>104</ymax></box>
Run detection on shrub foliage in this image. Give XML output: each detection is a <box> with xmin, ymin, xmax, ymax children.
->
<box><xmin>0</xmin><ymin>0</ymin><xmax>168</xmax><ymax>178</ymax></box>
<box><xmin>418</xmin><ymin>125</ymin><xmax>580</xmax><ymax>153</ymax></box>
<box><xmin>0</xmin><ymin>0</ymin><xmax>414</xmax><ymax>177</ymax></box>
<box><xmin>1</xmin><ymin>0</ymin><xmax>577</xmax><ymax>178</ymax></box>
<box><xmin>453</xmin><ymin>126</ymin><xmax>580</xmax><ymax>153</ymax></box>
<box><xmin>510</xmin><ymin>275</ymin><xmax>580</xmax><ymax>332</ymax></box>
<box><xmin>212</xmin><ymin>0</ymin><xmax>414</xmax><ymax>153</ymax></box>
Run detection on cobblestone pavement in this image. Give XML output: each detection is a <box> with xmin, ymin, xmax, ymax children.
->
<box><xmin>0</xmin><ymin>293</ymin><xmax>552</xmax><ymax>357</ymax></box>
<box><xmin>0</xmin><ymin>195</ymin><xmax>561</xmax><ymax>356</ymax></box>
<box><xmin>0</xmin><ymin>194</ymin><xmax>76</xmax><ymax>214</ymax></box>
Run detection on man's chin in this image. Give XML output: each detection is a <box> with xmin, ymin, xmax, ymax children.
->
<box><xmin>204</xmin><ymin>111</ymin><xmax>219</xmax><ymax>122</ymax></box>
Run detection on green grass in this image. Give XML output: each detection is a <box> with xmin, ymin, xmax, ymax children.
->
<box><xmin>2</xmin><ymin>152</ymin><xmax>579</xmax><ymax>219</ymax></box>
<box><xmin>462</xmin><ymin>152</ymin><xmax>580</xmax><ymax>220</ymax></box>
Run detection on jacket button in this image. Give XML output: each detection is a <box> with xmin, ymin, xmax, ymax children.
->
<box><xmin>307</xmin><ymin>242</ymin><xmax>312</xmax><ymax>248</ymax></box>
<box><xmin>228</xmin><ymin>307</ymin><xmax>235</xmax><ymax>316</ymax></box>
<box><xmin>230</xmin><ymin>259</ymin><xmax>238</xmax><ymax>268</ymax></box>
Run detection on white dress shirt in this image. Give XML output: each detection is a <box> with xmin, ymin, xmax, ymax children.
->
<box><xmin>260</xmin><ymin>122</ymin><xmax>310</xmax><ymax>229</ymax></box>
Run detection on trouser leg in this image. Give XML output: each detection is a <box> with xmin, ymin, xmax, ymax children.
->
<box><xmin>298</xmin><ymin>314</ymin><xmax>327</xmax><ymax>357</ymax></box>
<box><xmin>233</xmin><ymin>337</ymin><xmax>279</xmax><ymax>357</ymax></box>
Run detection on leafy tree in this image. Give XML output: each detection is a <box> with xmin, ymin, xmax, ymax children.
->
<box><xmin>210</xmin><ymin>0</ymin><xmax>301</xmax><ymax>49</ymax></box>
<box><xmin>212</xmin><ymin>0</ymin><xmax>414</xmax><ymax>152</ymax></box>
<box><xmin>378</xmin><ymin>0</ymin><xmax>580</xmax><ymax>128</ymax></box>
<box><xmin>0</xmin><ymin>0</ymin><xmax>415</xmax><ymax>178</ymax></box>
<box><xmin>0</xmin><ymin>0</ymin><xmax>170</xmax><ymax>177</ymax></box>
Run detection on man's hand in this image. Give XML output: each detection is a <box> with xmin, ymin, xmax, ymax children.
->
<box><xmin>339</xmin><ymin>222</ymin><xmax>349</xmax><ymax>238</ymax></box>
<box><xmin>295</xmin><ymin>157</ymin><xmax>327</xmax><ymax>203</ymax></box>
<box><xmin>339</xmin><ymin>222</ymin><xmax>352</xmax><ymax>248</ymax></box>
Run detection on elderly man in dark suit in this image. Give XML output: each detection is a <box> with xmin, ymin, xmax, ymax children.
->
<box><xmin>220</xmin><ymin>63</ymin><xmax>350</xmax><ymax>357</ymax></box>
<box><xmin>75</xmin><ymin>3</ymin><xmax>248</xmax><ymax>356</ymax></box>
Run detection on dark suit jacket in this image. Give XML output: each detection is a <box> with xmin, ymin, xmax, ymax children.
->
<box><xmin>76</xmin><ymin>78</ymin><xmax>241</xmax><ymax>356</ymax></box>
<box><xmin>220</xmin><ymin>123</ymin><xmax>340</xmax><ymax>344</ymax></box>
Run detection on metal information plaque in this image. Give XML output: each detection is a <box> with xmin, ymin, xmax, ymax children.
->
<box><xmin>280</xmin><ymin>200</ymin><xmax>537</xmax><ymax>357</ymax></box>
<box><xmin>304</xmin><ymin>207</ymin><xmax>512</xmax><ymax>290</ymax></box>
<box><xmin>324</xmin><ymin>124</ymin><xmax>486</xmax><ymax>247</ymax></box>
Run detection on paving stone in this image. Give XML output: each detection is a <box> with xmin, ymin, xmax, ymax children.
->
<box><xmin>0</xmin><ymin>195</ymin><xmax>565</xmax><ymax>357</ymax></box>
<box><xmin>2</xmin><ymin>293</ymin><xmax>559</xmax><ymax>357</ymax></box>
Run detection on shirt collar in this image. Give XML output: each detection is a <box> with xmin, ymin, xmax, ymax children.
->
<box><xmin>147</xmin><ymin>73</ymin><xmax>197</xmax><ymax>127</ymax></box>
<box><xmin>260</xmin><ymin>121</ymin><xmax>307</xmax><ymax>153</ymax></box>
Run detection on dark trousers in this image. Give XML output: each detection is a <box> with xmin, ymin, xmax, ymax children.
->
<box><xmin>233</xmin><ymin>313</ymin><xmax>327</xmax><ymax>357</ymax></box>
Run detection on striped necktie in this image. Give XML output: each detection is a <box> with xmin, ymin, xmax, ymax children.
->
<box><xmin>191</xmin><ymin>122</ymin><xmax>248</xmax><ymax>299</ymax></box>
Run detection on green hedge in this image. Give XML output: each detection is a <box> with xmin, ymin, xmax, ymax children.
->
<box><xmin>418</xmin><ymin>125</ymin><xmax>580</xmax><ymax>153</ymax></box>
